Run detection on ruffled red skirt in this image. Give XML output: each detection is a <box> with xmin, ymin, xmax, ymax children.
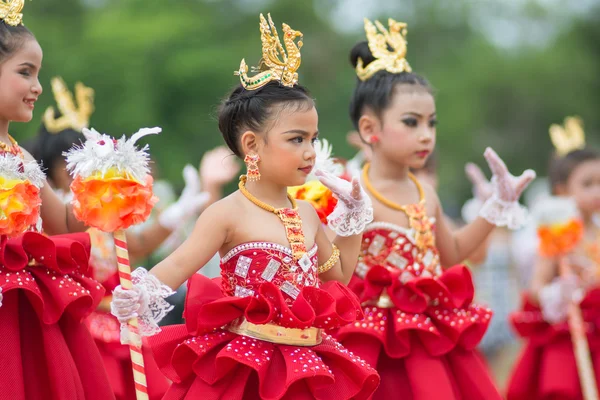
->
<box><xmin>336</xmin><ymin>264</ymin><xmax>501</xmax><ymax>400</ymax></box>
<box><xmin>0</xmin><ymin>232</ymin><xmax>114</xmax><ymax>400</ymax></box>
<box><xmin>507</xmin><ymin>289</ymin><xmax>600</xmax><ymax>400</ymax></box>
<box><xmin>149</xmin><ymin>274</ymin><xmax>380</xmax><ymax>399</ymax></box>
<box><xmin>86</xmin><ymin>309</ymin><xmax>170</xmax><ymax>400</ymax></box>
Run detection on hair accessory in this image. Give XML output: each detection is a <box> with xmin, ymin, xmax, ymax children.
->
<box><xmin>235</xmin><ymin>13</ymin><xmax>303</xmax><ymax>90</ymax></box>
<box><xmin>0</xmin><ymin>0</ymin><xmax>24</xmax><ymax>27</ymax></box>
<box><xmin>549</xmin><ymin>116</ymin><xmax>586</xmax><ymax>157</ymax></box>
<box><xmin>356</xmin><ymin>18</ymin><xmax>412</xmax><ymax>81</ymax></box>
<box><xmin>43</xmin><ymin>77</ymin><xmax>95</xmax><ymax>134</ymax></box>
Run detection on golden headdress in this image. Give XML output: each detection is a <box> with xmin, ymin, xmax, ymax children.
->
<box><xmin>43</xmin><ymin>77</ymin><xmax>95</xmax><ymax>134</ymax></box>
<box><xmin>234</xmin><ymin>13</ymin><xmax>303</xmax><ymax>90</ymax></box>
<box><xmin>0</xmin><ymin>0</ymin><xmax>24</xmax><ymax>26</ymax></box>
<box><xmin>549</xmin><ymin>116</ymin><xmax>586</xmax><ymax>157</ymax></box>
<box><xmin>356</xmin><ymin>18</ymin><xmax>412</xmax><ymax>81</ymax></box>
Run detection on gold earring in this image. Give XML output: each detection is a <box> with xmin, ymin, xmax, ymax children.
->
<box><xmin>244</xmin><ymin>154</ymin><xmax>260</xmax><ymax>181</ymax></box>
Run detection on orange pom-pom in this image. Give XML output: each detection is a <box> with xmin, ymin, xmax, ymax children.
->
<box><xmin>70</xmin><ymin>173</ymin><xmax>157</xmax><ymax>232</ymax></box>
<box><xmin>0</xmin><ymin>178</ymin><xmax>41</xmax><ymax>237</ymax></box>
<box><xmin>538</xmin><ymin>219</ymin><xmax>584</xmax><ymax>257</ymax></box>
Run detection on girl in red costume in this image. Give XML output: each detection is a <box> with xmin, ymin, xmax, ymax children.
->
<box><xmin>0</xmin><ymin>3</ymin><xmax>115</xmax><ymax>399</ymax></box>
<box><xmin>334</xmin><ymin>18</ymin><xmax>536</xmax><ymax>399</ymax></box>
<box><xmin>507</xmin><ymin>117</ymin><xmax>600</xmax><ymax>400</ymax></box>
<box><xmin>110</xmin><ymin>13</ymin><xmax>380</xmax><ymax>400</ymax></box>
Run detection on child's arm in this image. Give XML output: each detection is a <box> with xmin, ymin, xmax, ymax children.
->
<box><xmin>149</xmin><ymin>200</ymin><xmax>231</xmax><ymax>290</ymax></box>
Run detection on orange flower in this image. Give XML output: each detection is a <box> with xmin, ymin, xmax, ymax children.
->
<box><xmin>0</xmin><ymin>176</ymin><xmax>41</xmax><ymax>237</ymax></box>
<box><xmin>71</xmin><ymin>171</ymin><xmax>157</xmax><ymax>232</ymax></box>
<box><xmin>538</xmin><ymin>219</ymin><xmax>584</xmax><ymax>257</ymax></box>
<box><xmin>288</xmin><ymin>180</ymin><xmax>338</xmax><ymax>224</ymax></box>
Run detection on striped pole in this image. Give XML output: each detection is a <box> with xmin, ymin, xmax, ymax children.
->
<box><xmin>114</xmin><ymin>229</ymin><xmax>149</xmax><ymax>400</ymax></box>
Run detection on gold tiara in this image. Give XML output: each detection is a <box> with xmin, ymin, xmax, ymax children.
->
<box><xmin>0</xmin><ymin>0</ymin><xmax>24</xmax><ymax>26</ymax></box>
<box><xmin>356</xmin><ymin>18</ymin><xmax>412</xmax><ymax>81</ymax></box>
<box><xmin>43</xmin><ymin>77</ymin><xmax>95</xmax><ymax>134</ymax></box>
<box><xmin>549</xmin><ymin>116</ymin><xmax>586</xmax><ymax>157</ymax></box>
<box><xmin>234</xmin><ymin>13</ymin><xmax>303</xmax><ymax>90</ymax></box>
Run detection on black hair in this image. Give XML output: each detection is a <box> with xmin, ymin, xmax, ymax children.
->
<box><xmin>0</xmin><ymin>21</ymin><xmax>35</xmax><ymax>65</ymax></box>
<box><xmin>23</xmin><ymin>123</ymin><xmax>85</xmax><ymax>183</ymax></box>
<box><xmin>548</xmin><ymin>148</ymin><xmax>600</xmax><ymax>194</ymax></box>
<box><xmin>217</xmin><ymin>81</ymin><xmax>315</xmax><ymax>157</ymax></box>
<box><xmin>349</xmin><ymin>41</ymin><xmax>432</xmax><ymax>130</ymax></box>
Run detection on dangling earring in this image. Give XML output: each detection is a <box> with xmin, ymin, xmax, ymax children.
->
<box><xmin>244</xmin><ymin>153</ymin><xmax>261</xmax><ymax>181</ymax></box>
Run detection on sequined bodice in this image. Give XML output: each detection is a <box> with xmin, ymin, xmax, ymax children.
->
<box><xmin>220</xmin><ymin>242</ymin><xmax>319</xmax><ymax>304</ymax></box>
<box><xmin>356</xmin><ymin>221</ymin><xmax>442</xmax><ymax>280</ymax></box>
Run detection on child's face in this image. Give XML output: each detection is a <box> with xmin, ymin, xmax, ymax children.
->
<box><xmin>376</xmin><ymin>87</ymin><xmax>436</xmax><ymax>169</ymax></box>
<box><xmin>0</xmin><ymin>38</ymin><xmax>43</xmax><ymax>123</ymax></box>
<box><xmin>255</xmin><ymin>105</ymin><xmax>319</xmax><ymax>187</ymax></box>
<box><xmin>566</xmin><ymin>159</ymin><xmax>600</xmax><ymax>216</ymax></box>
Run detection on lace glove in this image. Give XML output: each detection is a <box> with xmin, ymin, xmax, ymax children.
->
<box><xmin>111</xmin><ymin>268</ymin><xmax>175</xmax><ymax>344</ymax></box>
<box><xmin>158</xmin><ymin>164</ymin><xmax>210</xmax><ymax>231</ymax></box>
<box><xmin>479</xmin><ymin>147</ymin><xmax>536</xmax><ymax>229</ymax></box>
<box><xmin>539</xmin><ymin>275</ymin><xmax>583</xmax><ymax>324</ymax></box>
<box><xmin>316</xmin><ymin>169</ymin><xmax>373</xmax><ymax>236</ymax></box>
<box><xmin>461</xmin><ymin>162</ymin><xmax>494</xmax><ymax>223</ymax></box>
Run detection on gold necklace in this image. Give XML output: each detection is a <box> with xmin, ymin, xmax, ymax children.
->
<box><xmin>239</xmin><ymin>175</ymin><xmax>307</xmax><ymax>261</ymax></box>
<box><xmin>362</xmin><ymin>163</ymin><xmax>434</xmax><ymax>251</ymax></box>
<box><xmin>0</xmin><ymin>135</ymin><xmax>23</xmax><ymax>158</ymax></box>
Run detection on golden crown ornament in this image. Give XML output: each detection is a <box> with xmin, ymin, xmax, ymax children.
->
<box><xmin>0</xmin><ymin>0</ymin><xmax>24</xmax><ymax>26</ymax></box>
<box><xmin>43</xmin><ymin>77</ymin><xmax>95</xmax><ymax>134</ymax></box>
<box><xmin>549</xmin><ymin>116</ymin><xmax>586</xmax><ymax>157</ymax></box>
<box><xmin>356</xmin><ymin>18</ymin><xmax>412</xmax><ymax>81</ymax></box>
<box><xmin>235</xmin><ymin>13</ymin><xmax>303</xmax><ymax>90</ymax></box>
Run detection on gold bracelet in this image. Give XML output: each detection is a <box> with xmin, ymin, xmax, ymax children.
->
<box><xmin>318</xmin><ymin>244</ymin><xmax>340</xmax><ymax>274</ymax></box>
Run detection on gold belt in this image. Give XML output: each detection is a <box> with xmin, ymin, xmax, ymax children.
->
<box><xmin>227</xmin><ymin>317</ymin><xmax>322</xmax><ymax>346</ymax></box>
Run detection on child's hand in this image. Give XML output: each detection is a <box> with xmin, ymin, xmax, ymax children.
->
<box><xmin>484</xmin><ymin>147</ymin><xmax>536</xmax><ymax>202</ymax></box>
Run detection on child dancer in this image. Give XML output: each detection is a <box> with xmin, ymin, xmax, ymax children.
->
<box><xmin>335</xmin><ymin>18</ymin><xmax>535</xmax><ymax>399</ymax></box>
<box><xmin>111</xmin><ymin>13</ymin><xmax>380</xmax><ymax>399</ymax></box>
<box><xmin>507</xmin><ymin>117</ymin><xmax>600</xmax><ymax>399</ymax></box>
<box><xmin>0</xmin><ymin>3</ymin><xmax>115</xmax><ymax>399</ymax></box>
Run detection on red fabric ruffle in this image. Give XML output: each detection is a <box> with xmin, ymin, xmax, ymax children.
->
<box><xmin>149</xmin><ymin>274</ymin><xmax>379</xmax><ymax>400</ymax></box>
<box><xmin>0</xmin><ymin>232</ymin><xmax>104</xmax><ymax>324</ymax></box>
<box><xmin>507</xmin><ymin>288</ymin><xmax>600</xmax><ymax>400</ymax></box>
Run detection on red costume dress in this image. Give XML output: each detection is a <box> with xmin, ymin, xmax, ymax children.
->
<box><xmin>149</xmin><ymin>241</ymin><xmax>380</xmax><ymax>399</ymax></box>
<box><xmin>336</xmin><ymin>172</ymin><xmax>501</xmax><ymax>400</ymax></box>
<box><xmin>84</xmin><ymin>228</ymin><xmax>169</xmax><ymax>400</ymax></box>
<box><xmin>507</xmin><ymin>235</ymin><xmax>600</xmax><ymax>400</ymax></box>
<box><xmin>0</xmin><ymin>142</ymin><xmax>115</xmax><ymax>400</ymax></box>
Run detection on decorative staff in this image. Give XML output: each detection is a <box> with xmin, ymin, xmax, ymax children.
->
<box><xmin>65</xmin><ymin>127</ymin><xmax>161</xmax><ymax>400</ymax></box>
<box><xmin>537</xmin><ymin>197</ymin><xmax>599</xmax><ymax>400</ymax></box>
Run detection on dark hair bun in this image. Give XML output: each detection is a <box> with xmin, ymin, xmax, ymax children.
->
<box><xmin>349</xmin><ymin>41</ymin><xmax>376</xmax><ymax>69</ymax></box>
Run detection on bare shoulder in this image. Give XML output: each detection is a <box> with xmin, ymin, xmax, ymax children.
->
<box><xmin>297</xmin><ymin>199</ymin><xmax>320</xmax><ymax>224</ymax></box>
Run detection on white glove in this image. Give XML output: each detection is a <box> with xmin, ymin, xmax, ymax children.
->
<box><xmin>110</xmin><ymin>268</ymin><xmax>175</xmax><ymax>344</ymax></box>
<box><xmin>539</xmin><ymin>275</ymin><xmax>583</xmax><ymax>324</ymax></box>
<box><xmin>478</xmin><ymin>148</ymin><xmax>536</xmax><ymax>229</ymax></box>
<box><xmin>158</xmin><ymin>165</ymin><xmax>210</xmax><ymax>231</ymax></box>
<box><xmin>316</xmin><ymin>169</ymin><xmax>373</xmax><ymax>236</ymax></box>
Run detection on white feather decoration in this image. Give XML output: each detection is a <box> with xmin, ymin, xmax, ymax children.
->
<box><xmin>533</xmin><ymin>196</ymin><xmax>580</xmax><ymax>227</ymax></box>
<box><xmin>64</xmin><ymin>127</ymin><xmax>161</xmax><ymax>182</ymax></box>
<box><xmin>0</xmin><ymin>153</ymin><xmax>45</xmax><ymax>188</ymax></box>
<box><xmin>310</xmin><ymin>138</ymin><xmax>344</xmax><ymax>180</ymax></box>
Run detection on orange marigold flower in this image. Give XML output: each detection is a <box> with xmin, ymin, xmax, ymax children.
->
<box><xmin>288</xmin><ymin>180</ymin><xmax>338</xmax><ymax>224</ymax></box>
<box><xmin>0</xmin><ymin>176</ymin><xmax>41</xmax><ymax>237</ymax></box>
<box><xmin>71</xmin><ymin>172</ymin><xmax>157</xmax><ymax>232</ymax></box>
<box><xmin>538</xmin><ymin>219</ymin><xmax>584</xmax><ymax>257</ymax></box>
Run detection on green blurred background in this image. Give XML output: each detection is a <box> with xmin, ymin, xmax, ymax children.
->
<box><xmin>15</xmin><ymin>0</ymin><xmax>600</xmax><ymax>214</ymax></box>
